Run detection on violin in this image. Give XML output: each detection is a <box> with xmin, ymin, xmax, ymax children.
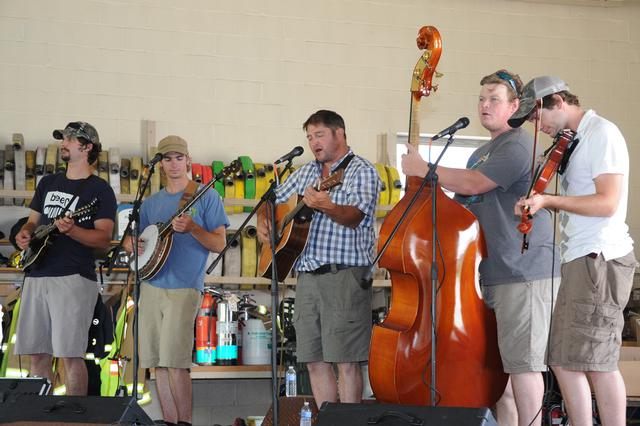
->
<box><xmin>517</xmin><ymin>129</ymin><xmax>575</xmax><ymax>252</ymax></box>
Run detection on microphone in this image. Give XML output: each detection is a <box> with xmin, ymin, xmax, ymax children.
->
<box><xmin>274</xmin><ymin>146</ymin><xmax>304</xmax><ymax>164</ymax></box>
<box><xmin>145</xmin><ymin>152</ymin><xmax>163</xmax><ymax>168</ymax></box>
<box><xmin>431</xmin><ymin>117</ymin><xmax>470</xmax><ymax>141</ymax></box>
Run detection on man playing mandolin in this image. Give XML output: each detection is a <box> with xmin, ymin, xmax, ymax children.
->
<box><xmin>402</xmin><ymin>70</ymin><xmax>560</xmax><ymax>426</ymax></box>
<box><xmin>124</xmin><ymin>136</ymin><xmax>228</xmax><ymax>426</ymax></box>
<box><xmin>257</xmin><ymin>110</ymin><xmax>380</xmax><ymax>406</ymax></box>
<box><xmin>14</xmin><ymin>121</ymin><xmax>117</xmax><ymax>395</ymax></box>
<box><xmin>513</xmin><ymin>76</ymin><xmax>637</xmax><ymax>426</ymax></box>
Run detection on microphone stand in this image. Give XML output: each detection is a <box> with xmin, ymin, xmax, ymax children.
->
<box><xmin>102</xmin><ymin>163</ymin><xmax>156</xmax><ymax>401</ymax></box>
<box><xmin>363</xmin><ymin>133</ymin><xmax>456</xmax><ymax>406</ymax></box>
<box><xmin>206</xmin><ymin>160</ymin><xmax>293</xmax><ymax>426</ymax></box>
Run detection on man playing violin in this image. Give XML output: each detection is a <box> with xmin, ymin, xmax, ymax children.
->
<box><xmin>512</xmin><ymin>76</ymin><xmax>636</xmax><ymax>426</ymax></box>
<box><xmin>403</xmin><ymin>70</ymin><xmax>560</xmax><ymax>426</ymax></box>
<box><xmin>124</xmin><ymin>136</ymin><xmax>228</xmax><ymax>426</ymax></box>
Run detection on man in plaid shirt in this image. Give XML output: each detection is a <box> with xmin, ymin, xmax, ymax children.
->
<box><xmin>258</xmin><ymin>110</ymin><xmax>381</xmax><ymax>406</ymax></box>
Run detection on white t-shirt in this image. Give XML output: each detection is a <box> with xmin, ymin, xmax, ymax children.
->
<box><xmin>558</xmin><ymin>109</ymin><xmax>634</xmax><ymax>263</ymax></box>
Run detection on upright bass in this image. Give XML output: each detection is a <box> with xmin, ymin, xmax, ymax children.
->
<box><xmin>368</xmin><ymin>25</ymin><xmax>507</xmax><ymax>407</ymax></box>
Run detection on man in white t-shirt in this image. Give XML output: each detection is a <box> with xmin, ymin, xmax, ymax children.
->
<box><xmin>511</xmin><ymin>76</ymin><xmax>637</xmax><ymax>426</ymax></box>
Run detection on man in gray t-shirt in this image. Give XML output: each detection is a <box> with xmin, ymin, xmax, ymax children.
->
<box><xmin>402</xmin><ymin>69</ymin><xmax>559</xmax><ymax>426</ymax></box>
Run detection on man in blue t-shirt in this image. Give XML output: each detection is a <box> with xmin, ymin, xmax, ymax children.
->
<box><xmin>125</xmin><ymin>135</ymin><xmax>228</xmax><ymax>426</ymax></box>
<box><xmin>15</xmin><ymin>121</ymin><xmax>117</xmax><ymax>396</ymax></box>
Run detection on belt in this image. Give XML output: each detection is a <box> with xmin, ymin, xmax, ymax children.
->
<box><xmin>310</xmin><ymin>264</ymin><xmax>352</xmax><ymax>275</ymax></box>
<box><xmin>587</xmin><ymin>252</ymin><xmax>599</xmax><ymax>259</ymax></box>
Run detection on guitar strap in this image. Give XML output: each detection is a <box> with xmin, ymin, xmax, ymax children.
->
<box><xmin>558</xmin><ymin>137</ymin><xmax>580</xmax><ymax>175</ymax></box>
<box><xmin>179</xmin><ymin>179</ymin><xmax>199</xmax><ymax>210</ymax></box>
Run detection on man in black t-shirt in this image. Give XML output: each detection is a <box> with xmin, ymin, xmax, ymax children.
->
<box><xmin>15</xmin><ymin>122</ymin><xmax>116</xmax><ymax>396</ymax></box>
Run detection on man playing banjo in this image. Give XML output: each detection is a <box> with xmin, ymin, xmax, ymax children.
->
<box><xmin>124</xmin><ymin>135</ymin><xmax>228</xmax><ymax>426</ymax></box>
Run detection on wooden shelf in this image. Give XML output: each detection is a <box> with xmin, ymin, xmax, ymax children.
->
<box><xmin>0</xmin><ymin>191</ymin><xmax>395</xmax><ymax>211</ymax></box>
<box><xmin>150</xmin><ymin>364</ymin><xmax>282</xmax><ymax>380</ymax></box>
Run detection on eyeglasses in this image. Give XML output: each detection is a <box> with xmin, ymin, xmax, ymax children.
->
<box><xmin>496</xmin><ymin>71</ymin><xmax>519</xmax><ymax>97</ymax></box>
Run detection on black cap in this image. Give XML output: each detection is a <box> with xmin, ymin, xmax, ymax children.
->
<box><xmin>53</xmin><ymin>121</ymin><xmax>100</xmax><ymax>147</ymax></box>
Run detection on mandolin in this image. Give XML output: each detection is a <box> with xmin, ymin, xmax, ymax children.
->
<box><xmin>19</xmin><ymin>198</ymin><xmax>99</xmax><ymax>271</ymax></box>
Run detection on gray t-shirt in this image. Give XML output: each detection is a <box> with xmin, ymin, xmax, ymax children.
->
<box><xmin>454</xmin><ymin>127</ymin><xmax>560</xmax><ymax>285</ymax></box>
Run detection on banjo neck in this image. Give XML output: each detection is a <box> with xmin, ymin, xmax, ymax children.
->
<box><xmin>157</xmin><ymin>160</ymin><xmax>241</xmax><ymax>237</ymax></box>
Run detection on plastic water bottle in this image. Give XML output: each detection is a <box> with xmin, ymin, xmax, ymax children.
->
<box><xmin>285</xmin><ymin>365</ymin><xmax>297</xmax><ymax>397</ymax></box>
<box><xmin>300</xmin><ymin>401</ymin><xmax>312</xmax><ymax>426</ymax></box>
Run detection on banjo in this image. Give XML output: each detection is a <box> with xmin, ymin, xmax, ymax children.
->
<box><xmin>133</xmin><ymin>160</ymin><xmax>241</xmax><ymax>280</ymax></box>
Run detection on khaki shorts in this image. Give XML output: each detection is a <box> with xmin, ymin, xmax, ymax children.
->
<box><xmin>294</xmin><ymin>266</ymin><xmax>372</xmax><ymax>363</ymax></box>
<box><xmin>482</xmin><ymin>278</ymin><xmax>558</xmax><ymax>374</ymax></box>
<box><xmin>549</xmin><ymin>251</ymin><xmax>637</xmax><ymax>371</ymax></box>
<box><xmin>15</xmin><ymin>274</ymin><xmax>99</xmax><ymax>358</ymax></box>
<box><xmin>139</xmin><ymin>282</ymin><xmax>201</xmax><ymax>369</ymax></box>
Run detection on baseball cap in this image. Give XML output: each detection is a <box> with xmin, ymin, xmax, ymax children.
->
<box><xmin>53</xmin><ymin>121</ymin><xmax>100</xmax><ymax>147</ymax></box>
<box><xmin>157</xmin><ymin>135</ymin><xmax>189</xmax><ymax>156</ymax></box>
<box><xmin>508</xmin><ymin>76</ymin><xmax>570</xmax><ymax>128</ymax></box>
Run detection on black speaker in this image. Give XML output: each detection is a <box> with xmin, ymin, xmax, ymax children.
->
<box><xmin>316</xmin><ymin>402</ymin><xmax>498</xmax><ymax>426</ymax></box>
<box><xmin>0</xmin><ymin>394</ymin><xmax>154</xmax><ymax>425</ymax></box>
<box><xmin>0</xmin><ymin>377</ymin><xmax>51</xmax><ymax>401</ymax></box>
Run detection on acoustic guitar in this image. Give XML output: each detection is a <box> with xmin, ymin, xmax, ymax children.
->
<box><xmin>257</xmin><ymin>169</ymin><xmax>345</xmax><ymax>283</ymax></box>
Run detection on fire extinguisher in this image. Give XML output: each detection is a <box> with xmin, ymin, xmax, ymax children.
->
<box><xmin>195</xmin><ymin>291</ymin><xmax>217</xmax><ymax>365</ymax></box>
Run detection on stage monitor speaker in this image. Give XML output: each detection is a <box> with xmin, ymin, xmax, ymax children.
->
<box><xmin>0</xmin><ymin>377</ymin><xmax>51</xmax><ymax>400</ymax></box>
<box><xmin>316</xmin><ymin>402</ymin><xmax>498</xmax><ymax>426</ymax></box>
<box><xmin>0</xmin><ymin>394</ymin><xmax>154</xmax><ymax>425</ymax></box>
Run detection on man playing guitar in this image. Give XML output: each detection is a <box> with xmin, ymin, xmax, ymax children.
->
<box><xmin>15</xmin><ymin>121</ymin><xmax>117</xmax><ymax>395</ymax></box>
<box><xmin>258</xmin><ymin>110</ymin><xmax>381</xmax><ymax>406</ymax></box>
<box><xmin>124</xmin><ymin>135</ymin><xmax>228</xmax><ymax>426</ymax></box>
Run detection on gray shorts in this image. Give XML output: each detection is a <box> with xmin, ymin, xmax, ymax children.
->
<box><xmin>15</xmin><ymin>274</ymin><xmax>99</xmax><ymax>358</ymax></box>
<box><xmin>482</xmin><ymin>278</ymin><xmax>558</xmax><ymax>374</ymax></box>
<box><xmin>139</xmin><ymin>282</ymin><xmax>201</xmax><ymax>369</ymax></box>
<box><xmin>294</xmin><ymin>266</ymin><xmax>372</xmax><ymax>363</ymax></box>
<box><xmin>549</xmin><ymin>251</ymin><xmax>637</xmax><ymax>371</ymax></box>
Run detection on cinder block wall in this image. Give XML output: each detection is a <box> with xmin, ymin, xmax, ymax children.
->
<box><xmin>1</xmin><ymin>0</ymin><xmax>639</xmax><ymax>241</ymax></box>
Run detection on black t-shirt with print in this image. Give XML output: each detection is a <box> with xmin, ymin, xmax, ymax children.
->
<box><xmin>26</xmin><ymin>172</ymin><xmax>117</xmax><ymax>281</ymax></box>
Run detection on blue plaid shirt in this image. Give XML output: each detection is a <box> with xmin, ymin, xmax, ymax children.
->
<box><xmin>275</xmin><ymin>150</ymin><xmax>381</xmax><ymax>272</ymax></box>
